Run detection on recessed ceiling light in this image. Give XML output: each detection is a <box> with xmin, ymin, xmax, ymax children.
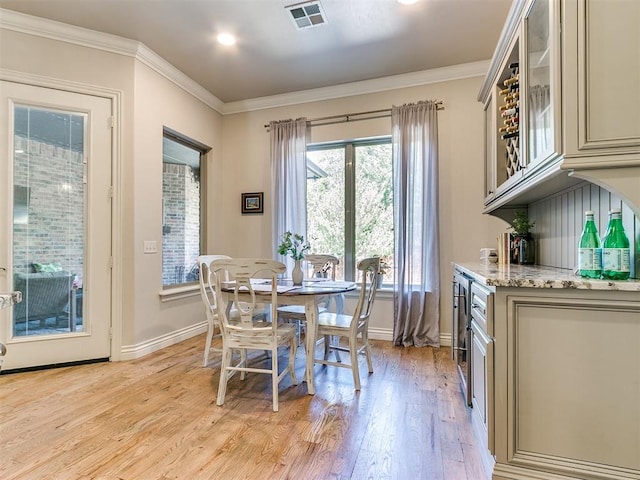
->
<box><xmin>397</xmin><ymin>0</ymin><xmax>420</xmax><ymax>5</ymax></box>
<box><xmin>216</xmin><ymin>33</ymin><xmax>236</xmax><ymax>46</ymax></box>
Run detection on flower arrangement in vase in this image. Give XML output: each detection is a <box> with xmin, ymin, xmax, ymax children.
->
<box><xmin>277</xmin><ymin>231</ymin><xmax>311</xmax><ymax>285</ymax></box>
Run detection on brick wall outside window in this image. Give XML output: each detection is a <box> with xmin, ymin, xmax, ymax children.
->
<box><xmin>12</xmin><ymin>135</ymin><xmax>85</xmax><ymax>282</ymax></box>
<box><xmin>162</xmin><ymin>163</ymin><xmax>200</xmax><ymax>285</ymax></box>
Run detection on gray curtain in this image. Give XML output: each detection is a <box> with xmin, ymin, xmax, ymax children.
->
<box><xmin>391</xmin><ymin>101</ymin><xmax>440</xmax><ymax>347</ymax></box>
<box><xmin>270</xmin><ymin>118</ymin><xmax>308</xmax><ymax>274</ymax></box>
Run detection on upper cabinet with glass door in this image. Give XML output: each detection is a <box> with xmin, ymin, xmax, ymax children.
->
<box><xmin>478</xmin><ymin>0</ymin><xmax>563</xmax><ymax>212</ymax></box>
<box><xmin>479</xmin><ymin>0</ymin><xmax>640</xmax><ymax>216</ymax></box>
<box><xmin>522</xmin><ymin>0</ymin><xmax>561</xmax><ymax>175</ymax></box>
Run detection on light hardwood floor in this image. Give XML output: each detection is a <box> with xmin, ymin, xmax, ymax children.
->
<box><xmin>0</xmin><ymin>335</ymin><xmax>487</xmax><ymax>480</ymax></box>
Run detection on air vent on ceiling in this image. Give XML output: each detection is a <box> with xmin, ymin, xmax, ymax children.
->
<box><xmin>285</xmin><ymin>1</ymin><xmax>328</xmax><ymax>29</ymax></box>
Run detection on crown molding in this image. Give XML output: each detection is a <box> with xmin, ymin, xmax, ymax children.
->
<box><xmin>134</xmin><ymin>43</ymin><xmax>224</xmax><ymax>113</ymax></box>
<box><xmin>222</xmin><ymin>60</ymin><xmax>491</xmax><ymax>115</ymax></box>
<box><xmin>1</xmin><ymin>8</ymin><xmax>488</xmax><ymax>117</ymax></box>
<box><xmin>0</xmin><ymin>8</ymin><xmax>224</xmax><ymax>113</ymax></box>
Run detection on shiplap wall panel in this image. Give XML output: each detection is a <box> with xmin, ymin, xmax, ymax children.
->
<box><xmin>529</xmin><ymin>181</ymin><xmax>639</xmax><ymax>278</ymax></box>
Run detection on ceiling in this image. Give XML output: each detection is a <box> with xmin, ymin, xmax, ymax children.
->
<box><xmin>0</xmin><ymin>0</ymin><xmax>513</xmax><ymax>104</ymax></box>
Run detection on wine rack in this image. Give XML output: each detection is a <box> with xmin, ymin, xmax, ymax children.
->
<box><xmin>499</xmin><ymin>63</ymin><xmax>520</xmax><ymax>178</ymax></box>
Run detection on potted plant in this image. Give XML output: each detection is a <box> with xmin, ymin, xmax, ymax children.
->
<box><xmin>376</xmin><ymin>258</ymin><xmax>390</xmax><ymax>288</ymax></box>
<box><xmin>509</xmin><ymin>211</ymin><xmax>535</xmax><ymax>265</ymax></box>
<box><xmin>277</xmin><ymin>231</ymin><xmax>311</xmax><ymax>285</ymax></box>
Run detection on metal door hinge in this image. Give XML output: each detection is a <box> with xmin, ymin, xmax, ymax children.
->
<box><xmin>108</xmin><ymin>186</ymin><xmax>114</xmax><ymax>198</ymax></box>
<box><xmin>108</xmin><ymin>257</ymin><xmax>113</xmax><ymax>269</ymax></box>
<box><xmin>109</xmin><ymin>116</ymin><xmax>115</xmax><ymax>128</ymax></box>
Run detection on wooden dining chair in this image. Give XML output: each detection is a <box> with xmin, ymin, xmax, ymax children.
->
<box><xmin>277</xmin><ymin>254</ymin><xmax>341</xmax><ymax>343</ymax></box>
<box><xmin>197</xmin><ymin>254</ymin><xmax>232</xmax><ymax>367</ymax></box>
<box><xmin>198</xmin><ymin>255</ymin><xmax>270</xmax><ymax>368</ymax></box>
<box><xmin>314</xmin><ymin>257</ymin><xmax>380</xmax><ymax>390</ymax></box>
<box><xmin>211</xmin><ymin>258</ymin><xmax>298</xmax><ymax>412</ymax></box>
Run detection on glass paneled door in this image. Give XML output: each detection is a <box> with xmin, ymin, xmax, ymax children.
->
<box><xmin>0</xmin><ymin>81</ymin><xmax>112</xmax><ymax>370</ymax></box>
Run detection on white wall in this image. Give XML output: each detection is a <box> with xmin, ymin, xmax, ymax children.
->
<box><xmin>0</xmin><ymin>27</ymin><xmax>224</xmax><ymax>353</ymax></box>
<box><xmin>131</xmin><ymin>61</ymin><xmax>223</xmax><ymax>346</ymax></box>
<box><xmin>220</xmin><ymin>77</ymin><xmax>507</xmax><ymax>340</ymax></box>
<box><xmin>1</xmin><ymin>18</ymin><xmax>508</xmax><ymax>351</ymax></box>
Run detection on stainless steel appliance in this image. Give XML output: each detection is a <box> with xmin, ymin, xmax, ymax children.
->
<box><xmin>452</xmin><ymin>269</ymin><xmax>473</xmax><ymax>406</ymax></box>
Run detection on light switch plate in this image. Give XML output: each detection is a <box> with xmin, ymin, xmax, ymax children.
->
<box><xmin>143</xmin><ymin>240</ymin><xmax>157</xmax><ymax>254</ymax></box>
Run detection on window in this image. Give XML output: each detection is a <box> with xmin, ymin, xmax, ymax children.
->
<box><xmin>306</xmin><ymin>138</ymin><xmax>393</xmax><ymax>285</ymax></box>
<box><xmin>162</xmin><ymin>128</ymin><xmax>209</xmax><ymax>287</ymax></box>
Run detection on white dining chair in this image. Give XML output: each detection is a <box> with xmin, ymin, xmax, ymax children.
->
<box><xmin>198</xmin><ymin>254</ymin><xmax>233</xmax><ymax>367</ymax></box>
<box><xmin>198</xmin><ymin>254</ymin><xmax>268</xmax><ymax>367</ymax></box>
<box><xmin>277</xmin><ymin>254</ymin><xmax>340</xmax><ymax>343</ymax></box>
<box><xmin>211</xmin><ymin>258</ymin><xmax>298</xmax><ymax>412</ymax></box>
<box><xmin>314</xmin><ymin>257</ymin><xmax>380</xmax><ymax>390</ymax></box>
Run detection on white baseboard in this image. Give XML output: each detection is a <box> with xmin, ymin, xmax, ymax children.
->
<box><xmin>368</xmin><ymin>327</ymin><xmax>394</xmax><ymax>342</ymax></box>
<box><xmin>119</xmin><ymin>324</ymin><xmax>452</xmax><ymax>361</ymax></box>
<box><xmin>120</xmin><ymin>322</ymin><xmax>207</xmax><ymax>361</ymax></box>
<box><xmin>369</xmin><ymin>328</ymin><xmax>452</xmax><ymax>347</ymax></box>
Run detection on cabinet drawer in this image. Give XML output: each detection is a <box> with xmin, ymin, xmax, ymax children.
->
<box><xmin>471</xmin><ymin>282</ymin><xmax>494</xmax><ymax>336</ymax></box>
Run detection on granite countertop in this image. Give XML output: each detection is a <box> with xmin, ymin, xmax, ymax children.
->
<box><xmin>0</xmin><ymin>291</ymin><xmax>22</xmax><ymax>309</ymax></box>
<box><xmin>454</xmin><ymin>263</ymin><xmax>640</xmax><ymax>292</ymax></box>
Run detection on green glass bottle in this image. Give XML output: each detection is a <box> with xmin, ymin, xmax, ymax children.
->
<box><xmin>601</xmin><ymin>209</ymin><xmax>630</xmax><ymax>280</ymax></box>
<box><xmin>578</xmin><ymin>211</ymin><xmax>601</xmax><ymax>278</ymax></box>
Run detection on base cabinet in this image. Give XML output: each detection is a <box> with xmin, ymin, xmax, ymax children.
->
<box><xmin>470</xmin><ymin>321</ymin><xmax>494</xmax><ymax>456</ymax></box>
<box><xmin>491</xmin><ymin>288</ymin><xmax>640</xmax><ymax>480</ymax></box>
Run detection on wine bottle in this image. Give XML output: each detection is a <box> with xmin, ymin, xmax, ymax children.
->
<box><xmin>601</xmin><ymin>209</ymin><xmax>630</xmax><ymax>280</ymax></box>
<box><xmin>578</xmin><ymin>211</ymin><xmax>601</xmax><ymax>278</ymax></box>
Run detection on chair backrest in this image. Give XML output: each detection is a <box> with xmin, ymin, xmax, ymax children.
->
<box><xmin>305</xmin><ymin>254</ymin><xmax>339</xmax><ymax>280</ymax></box>
<box><xmin>352</xmin><ymin>257</ymin><xmax>381</xmax><ymax>328</ymax></box>
<box><xmin>197</xmin><ymin>255</ymin><xmax>231</xmax><ymax>322</ymax></box>
<box><xmin>210</xmin><ymin>258</ymin><xmax>286</xmax><ymax>343</ymax></box>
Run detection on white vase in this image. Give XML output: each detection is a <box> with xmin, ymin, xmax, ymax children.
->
<box><xmin>292</xmin><ymin>259</ymin><xmax>303</xmax><ymax>286</ymax></box>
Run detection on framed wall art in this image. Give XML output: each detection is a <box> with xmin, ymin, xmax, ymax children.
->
<box><xmin>241</xmin><ymin>192</ymin><xmax>263</xmax><ymax>214</ymax></box>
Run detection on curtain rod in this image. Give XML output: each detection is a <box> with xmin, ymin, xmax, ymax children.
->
<box><xmin>264</xmin><ymin>101</ymin><xmax>444</xmax><ymax>130</ymax></box>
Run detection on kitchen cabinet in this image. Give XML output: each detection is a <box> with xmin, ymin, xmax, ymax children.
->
<box><xmin>469</xmin><ymin>282</ymin><xmax>495</xmax><ymax>468</ymax></box>
<box><xmin>562</xmin><ymin>0</ymin><xmax>640</xmax><ymax>166</ymax></box>
<box><xmin>478</xmin><ymin>0</ymin><xmax>640</xmax><ymax>217</ymax></box>
<box><xmin>454</xmin><ymin>262</ymin><xmax>640</xmax><ymax>480</ymax></box>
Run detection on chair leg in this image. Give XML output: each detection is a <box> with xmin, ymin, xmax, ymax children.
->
<box><xmin>271</xmin><ymin>347</ymin><xmax>279</xmax><ymax>412</ymax></box>
<box><xmin>332</xmin><ymin>335</ymin><xmax>342</xmax><ymax>363</ymax></box>
<box><xmin>363</xmin><ymin>331</ymin><xmax>373</xmax><ymax>373</ymax></box>
<box><xmin>217</xmin><ymin>347</ymin><xmax>232</xmax><ymax>406</ymax></box>
<box><xmin>289</xmin><ymin>337</ymin><xmax>298</xmax><ymax>385</ymax></box>
<box><xmin>240</xmin><ymin>349</ymin><xmax>247</xmax><ymax>380</ymax></box>
<box><xmin>349</xmin><ymin>337</ymin><xmax>361</xmax><ymax>391</ymax></box>
<box><xmin>203</xmin><ymin>325</ymin><xmax>215</xmax><ymax>367</ymax></box>
<box><xmin>323</xmin><ymin>334</ymin><xmax>331</xmax><ymax>360</ymax></box>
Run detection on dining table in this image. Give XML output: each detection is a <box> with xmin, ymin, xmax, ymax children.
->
<box><xmin>219</xmin><ymin>278</ymin><xmax>356</xmax><ymax>395</ymax></box>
